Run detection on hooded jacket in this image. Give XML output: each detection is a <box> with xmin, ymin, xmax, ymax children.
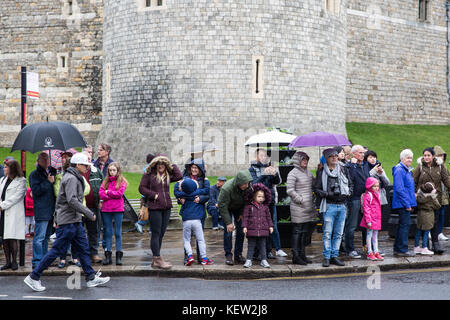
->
<box><xmin>174</xmin><ymin>178</ymin><xmax>205</xmax><ymax>221</ymax></box>
<box><xmin>360</xmin><ymin>177</ymin><xmax>382</xmax><ymax>230</ymax></box>
<box><xmin>416</xmin><ymin>188</ymin><xmax>441</xmax><ymax>230</ymax></box>
<box><xmin>54</xmin><ymin>167</ymin><xmax>95</xmax><ymax>226</ymax></box>
<box><xmin>412</xmin><ymin>156</ymin><xmax>450</xmax><ymax>206</ymax></box>
<box><xmin>218</xmin><ymin>170</ymin><xmax>253</xmax><ymax>226</ymax></box>
<box><xmin>286</xmin><ymin>152</ymin><xmax>316</xmax><ymax>224</ymax></box>
<box><xmin>138</xmin><ymin>155</ymin><xmax>183</xmax><ymax>210</ymax></box>
<box><xmin>181</xmin><ymin>158</ymin><xmax>210</xmax><ymax>209</ymax></box>
<box><xmin>242</xmin><ymin>183</ymin><xmax>274</xmax><ymax>237</ymax></box>
<box><xmin>433</xmin><ymin>145</ymin><xmax>449</xmax><ymax>206</ymax></box>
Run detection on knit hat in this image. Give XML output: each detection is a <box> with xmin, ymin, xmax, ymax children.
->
<box><xmin>323</xmin><ymin>148</ymin><xmax>338</xmax><ymax>159</ymax></box>
<box><xmin>217</xmin><ymin>176</ymin><xmax>227</xmax><ymax>181</ymax></box>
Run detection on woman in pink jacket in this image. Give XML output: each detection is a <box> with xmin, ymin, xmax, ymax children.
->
<box><xmin>360</xmin><ymin>177</ymin><xmax>383</xmax><ymax>261</ymax></box>
<box><xmin>99</xmin><ymin>162</ymin><xmax>128</xmax><ymax>266</ymax></box>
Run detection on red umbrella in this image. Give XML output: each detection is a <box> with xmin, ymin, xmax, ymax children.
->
<box><xmin>41</xmin><ymin>148</ymin><xmax>78</xmax><ymax>170</ymax></box>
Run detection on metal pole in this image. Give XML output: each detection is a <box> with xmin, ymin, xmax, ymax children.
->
<box><xmin>19</xmin><ymin>66</ymin><xmax>26</xmax><ymax>267</ymax></box>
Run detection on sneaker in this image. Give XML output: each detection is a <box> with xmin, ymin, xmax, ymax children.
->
<box><xmin>225</xmin><ymin>255</ymin><xmax>234</xmax><ymax>266</ymax></box>
<box><xmin>201</xmin><ymin>257</ymin><xmax>214</xmax><ymax>265</ymax></box>
<box><xmin>86</xmin><ymin>270</ymin><xmax>110</xmax><ymax>288</ymax></box>
<box><xmin>414</xmin><ymin>246</ymin><xmax>423</xmax><ymax>255</ymax></box>
<box><xmin>25</xmin><ymin>233</ymin><xmax>31</xmax><ymax>238</ymax></box>
<box><xmin>438</xmin><ymin>233</ymin><xmax>449</xmax><ymax>241</ymax></box>
<box><xmin>57</xmin><ymin>261</ymin><xmax>66</xmax><ymax>269</ymax></box>
<box><xmin>212</xmin><ymin>227</ymin><xmax>219</xmax><ymax>231</ymax></box>
<box><xmin>267</xmin><ymin>252</ymin><xmax>276</xmax><ymax>259</ymax></box>
<box><xmin>50</xmin><ymin>233</ymin><xmax>57</xmax><ymax>240</ymax></box>
<box><xmin>348</xmin><ymin>251</ymin><xmax>361</xmax><ymax>259</ymax></box>
<box><xmin>276</xmin><ymin>249</ymin><xmax>288</xmax><ymax>257</ymax></box>
<box><xmin>217</xmin><ymin>225</ymin><xmax>225</xmax><ymax>230</ymax></box>
<box><xmin>185</xmin><ymin>255</ymin><xmax>195</xmax><ymax>266</ymax></box>
<box><xmin>135</xmin><ymin>222</ymin><xmax>143</xmax><ymax>234</ymax></box>
<box><xmin>374</xmin><ymin>252</ymin><xmax>384</xmax><ymax>261</ymax></box>
<box><xmin>243</xmin><ymin>259</ymin><xmax>252</xmax><ymax>268</ymax></box>
<box><xmin>379</xmin><ymin>250</ymin><xmax>385</xmax><ymax>257</ymax></box>
<box><xmin>24</xmin><ymin>275</ymin><xmax>46</xmax><ymax>292</ymax></box>
<box><xmin>260</xmin><ymin>260</ymin><xmax>270</xmax><ymax>268</ymax></box>
<box><xmin>367</xmin><ymin>252</ymin><xmax>377</xmax><ymax>261</ymax></box>
<box><xmin>421</xmin><ymin>247</ymin><xmax>434</xmax><ymax>256</ymax></box>
<box><xmin>394</xmin><ymin>251</ymin><xmax>415</xmax><ymax>257</ymax></box>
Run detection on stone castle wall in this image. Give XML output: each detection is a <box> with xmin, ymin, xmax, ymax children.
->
<box><xmin>346</xmin><ymin>0</ymin><xmax>450</xmax><ymax>124</ymax></box>
<box><xmin>0</xmin><ymin>0</ymin><xmax>103</xmax><ymax>147</ymax></box>
<box><xmin>97</xmin><ymin>0</ymin><xmax>348</xmax><ymax>174</ymax></box>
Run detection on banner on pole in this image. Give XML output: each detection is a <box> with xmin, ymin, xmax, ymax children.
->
<box><xmin>26</xmin><ymin>72</ymin><xmax>39</xmax><ymax>99</ymax></box>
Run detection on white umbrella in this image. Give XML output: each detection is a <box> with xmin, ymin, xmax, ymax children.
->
<box><xmin>244</xmin><ymin>129</ymin><xmax>296</xmax><ymax>147</ymax></box>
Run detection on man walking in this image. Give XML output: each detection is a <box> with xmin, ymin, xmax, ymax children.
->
<box><xmin>218</xmin><ymin>170</ymin><xmax>253</xmax><ymax>265</ymax></box>
<box><xmin>24</xmin><ymin>153</ymin><xmax>110</xmax><ymax>291</ymax></box>
<box><xmin>29</xmin><ymin>152</ymin><xmax>56</xmax><ymax>269</ymax></box>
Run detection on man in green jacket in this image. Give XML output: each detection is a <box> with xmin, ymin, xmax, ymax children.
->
<box><xmin>218</xmin><ymin>170</ymin><xmax>253</xmax><ymax>265</ymax></box>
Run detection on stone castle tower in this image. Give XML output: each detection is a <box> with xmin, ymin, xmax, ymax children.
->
<box><xmin>1</xmin><ymin>0</ymin><xmax>449</xmax><ymax>175</ymax></box>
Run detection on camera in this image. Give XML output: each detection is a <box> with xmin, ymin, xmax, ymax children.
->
<box><xmin>330</xmin><ymin>182</ymin><xmax>341</xmax><ymax>196</ymax></box>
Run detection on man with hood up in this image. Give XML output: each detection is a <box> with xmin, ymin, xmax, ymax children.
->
<box><xmin>218</xmin><ymin>170</ymin><xmax>253</xmax><ymax>265</ymax></box>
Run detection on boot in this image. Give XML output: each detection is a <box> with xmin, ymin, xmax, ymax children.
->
<box><xmin>291</xmin><ymin>231</ymin><xmax>307</xmax><ymax>265</ymax></box>
<box><xmin>432</xmin><ymin>242</ymin><xmax>445</xmax><ymax>255</ymax></box>
<box><xmin>102</xmin><ymin>251</ymin><xmax>112</xmax><ymax>265</ymax></box>
<box><xmin>152</xmin><ymin>256</ymin><xmax>172</xmax><ymax>269</ymax></box>
<box><xmin>300</xmin><ymin>233</ymin><xmax>312</xmax><ymax>264</ymax></box>
<box><xmin>116</xmin><ymin>251</ymin><xmax>123</xmax><ymax>265</ymax></box>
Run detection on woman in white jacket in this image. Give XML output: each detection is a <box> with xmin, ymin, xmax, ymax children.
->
<box><xmin>0</xmin><ymin>159</ymin><xmax>27</xmax><ymax>270</ymax></box>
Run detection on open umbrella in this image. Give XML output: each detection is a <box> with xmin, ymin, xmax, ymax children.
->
<box><xmin>11</xmin><ymin>121</ymin><xmax>87</xmax><ymax>153</ymax></box>
<box><xmin>289</xmin><ymin>131</ymin><xmax>351</xmax><ymax>148</ymax></box>
<box><xmin>41</xmin><ymin>148</ymin><xmax>78</xmax><ymax>170</ymax></box>
<box><xmin>244</xmin><ymin>129</ymin><xmax>296</xmax><ymax>147</ymax></box>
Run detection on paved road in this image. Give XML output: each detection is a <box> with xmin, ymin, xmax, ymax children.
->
<box><xmin>1</xmin><ymin>267</ymin><xmax>450</xmax><ymax>300</ymax></box>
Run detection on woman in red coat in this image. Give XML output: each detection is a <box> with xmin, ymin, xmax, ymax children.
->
<box><xmin>242</xmin><ymin>183</ymin><xmax>273</xmax><ymax>269</ymax></box>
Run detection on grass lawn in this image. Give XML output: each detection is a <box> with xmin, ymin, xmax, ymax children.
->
<box><xmin>346</xmin><ymin>122</ymin><xmax>450</xmax><ymax>181</ymax></box>
<box><xmin>1</xmin><ymin>122</ymin><xmax>449</xmax><ymax>198</ymax></box>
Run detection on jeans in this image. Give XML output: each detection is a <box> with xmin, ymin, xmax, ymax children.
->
<box><xmin>269</xmin><ymin>204</ymin><xmax>281</xmax><ymax>251</ymax></box>
<box><xmin>437</xmin><ymin>205</ymin><xmax>447</xmax><ymax>234</ymax></box>
<box><xmin>247</xmin><ymin>237</ymin><xmax>267</xmax><ymax>261</ymax></box>
<box><xmin>183</xmin><ymin>220</ymin><xmax>206</xmax><ymax>258</ymax></box>
<box><xmin>415</xmin><ymin>229</ymin><xmax>430</xmax><ymax>248</ymax></box>
<box><xmin>207</xmin><ymin>207</ymin><xmax>224</xmax><ymax>229</ymax></box>
<box><xmin>32</xmin><ymin>220</ymin><xmax>53</xmax><ymax>267</ymax></box>
<box><xmin>344</xmin><ymin>199</ymin><xmax>361</xmax><ymax>253</ymax></box>
<box><xmin>101</xmin><ymin>212</ymin><xmax>124</xmax><ymax>252</ymax></box>
<box><xmin>393</xmin><ymin>208</ymin><xmax>411</xmax><ymax>253</ymax></box>
<box><xmin>322</xmin><ymin>204</ymin><xmax>347</xmax><ymax>259</ymax></box>
<box><xmin>84</xmin><ymin>208</ymin><xmax>99</xmax><ymax>256</ymax></box>
<box><xmin>223</xmin><ymin>214</ymin><xmax>245</xmax><ymax>258</ymax></box>
<box><xmin>31</xmin><ymin>223</ymin><xmax>95</xmax><ymax>282</ymax></box>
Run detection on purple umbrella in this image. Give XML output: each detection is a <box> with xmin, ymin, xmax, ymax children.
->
<box><xmin>289</xmin><ymin>131</ymin><xmax>351</xmax><ymax>148</ymax></box>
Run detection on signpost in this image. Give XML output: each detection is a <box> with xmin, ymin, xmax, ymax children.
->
<box><xmin>18</xmin><ymin>67</ymin><xmax>39</xmax><ymax>266</ymax></box>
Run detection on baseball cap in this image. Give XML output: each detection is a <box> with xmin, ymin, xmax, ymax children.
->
<box><xmin>70</xmin><ymin>153</ymin><xmax>91</xmax><ymax>166</ymax></box>
<box><xmin>218</xmin><ymin>176</ymin><xmax>227</xmax><ymax>181</ymax></box>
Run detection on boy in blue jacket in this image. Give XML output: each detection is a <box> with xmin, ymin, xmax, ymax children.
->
<box><xmin>174</xmin><ymin>178</ymin><xmax>214</xmax><ymax>266</ymax></box>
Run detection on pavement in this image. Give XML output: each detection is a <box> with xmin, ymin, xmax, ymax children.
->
<box><xmin>1</xmin><ymin>224</ymin><xmax>450</xmax><ymax>280</ymax></box>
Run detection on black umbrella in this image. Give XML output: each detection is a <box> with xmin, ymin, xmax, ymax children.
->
<box><xmin>11</xmin><ymin>121</ymin><xmax>87</xmax><ymax>153</ymax></box>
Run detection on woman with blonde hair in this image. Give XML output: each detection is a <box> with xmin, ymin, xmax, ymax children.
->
<box><xmin>139</xmin><ymin>155</ymin><xmax>183</xmax><ymax>269</ymax></box>
<box><xmin>99</xmin><ymin>162</ymin><xmax>128</xmax><ymax>265</ymax></box>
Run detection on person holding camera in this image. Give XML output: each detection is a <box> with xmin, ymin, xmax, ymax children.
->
<box><xmin>314</xmin><ymin>148</ymin><xmax>353</xmax><ymax>267</ymax></box>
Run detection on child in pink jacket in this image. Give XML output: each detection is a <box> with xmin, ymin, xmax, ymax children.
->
<box><xmin>360</xmin><ymin>177</ymin><xmax>383</xmax><ymax>261</ymax></box>
<box><xmin>99</xmin><ymin>162</ymin><xmax>128</xmax><ymax>265</ymax></box>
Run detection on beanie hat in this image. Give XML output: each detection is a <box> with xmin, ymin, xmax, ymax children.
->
<box><xmin>323</xmin><ymin>148</ymin><xmax>338</xmax><ymax>159</ymax></box>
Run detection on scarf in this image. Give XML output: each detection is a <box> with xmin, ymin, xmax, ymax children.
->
<box><xmin>319</xmin><ymin>162</ymin><xmax>350</xmax><ymax>213</ymax></box>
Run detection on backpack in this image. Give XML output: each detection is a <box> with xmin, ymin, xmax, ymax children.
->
<box><xmin>360</xmin><ymin>191</ymin><xmax>373</xmax><ymax>214</ymax></box>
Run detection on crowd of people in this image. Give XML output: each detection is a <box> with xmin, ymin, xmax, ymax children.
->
<box><xmin>0</xmin><ymin>142</ymin><xmax>449</xmax><ymax>290</ymax></box>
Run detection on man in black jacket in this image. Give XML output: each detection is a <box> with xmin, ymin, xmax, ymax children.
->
<box><xmin>314</xmin><ymin>148</ymin><xmax>353</xmax><ymax>267</ymax></box>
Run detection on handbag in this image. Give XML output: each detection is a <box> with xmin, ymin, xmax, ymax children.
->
<box><xmin>139</xmin><ymin>206</ymin><xmax>149</xmax><ymax>221</ymax></box>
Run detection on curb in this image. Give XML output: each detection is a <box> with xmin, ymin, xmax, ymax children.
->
<box><xmin>3</xmin><ymin>256</ymin><xmax>450</xmax><ymax>280</ymax></box>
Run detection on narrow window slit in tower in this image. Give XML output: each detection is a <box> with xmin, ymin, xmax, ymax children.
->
<box><xmin>255</xmin><ymin>59</ymin><xmax>260</xmax><ymax>94</ymax></box>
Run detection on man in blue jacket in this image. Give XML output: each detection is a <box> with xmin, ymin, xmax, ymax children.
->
<box><xmin>344</xmin><ymin>145</ymin><xmax>370</xmax><ymax>259</ymax></box>
<box><xmin>392</xmin><ymin>149</ymin><xmax>417</xmax><ymax>257</ymax></box>
<box><xmin>29</xmin><ymin>152</ymin><xmax>56</xmax><ymax>269</ymax></box>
